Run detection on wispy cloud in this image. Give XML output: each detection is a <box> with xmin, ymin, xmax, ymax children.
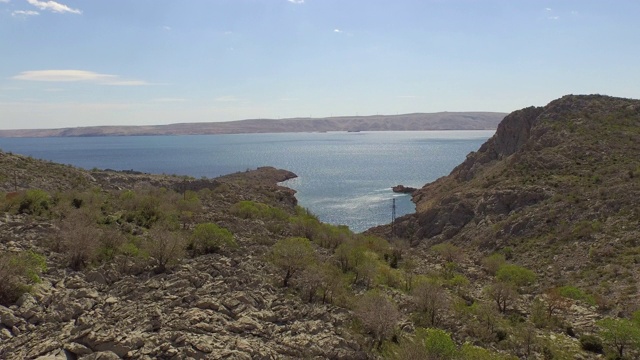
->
<box><xmin>0</xmin><ymin>0</ymin><xmax>11</xmax><ymax>3</ymax></box>
<box><xmin>26</xmin><ymin>0</ymin><xmax>81</xmax><ymax>14</ymax></box>
<box><xmin>12</xmin><ymin>10</ymin><xmax>39</xmax><ymax>16</ymax></box>
<box><xmin>545</xmin><ymin>7</ymin><xmax>559</xmax><ymax>20</ymax></box>
<box><xmin>287</xmin><ymin>0</ymin><xmax>304</xmax><ymax>4</ymax></box>
<box><xmin>215</xmin><ymin>96</ymin><xmax>239</xmax><ymax>102</ymax></box>
<box><xmin>12</xmin><ymin>70</ymin><xmax>149</xmax><ymax>86</ymax></box>
<box><xmin>333</xmin><ymin>29</ymin><xmax>343</xmax><ymax>33</ymax></box>
<box><xmin>151</xmin><ymin>98</ymin><xmax>187</xmax><ymax>103</ymax></box>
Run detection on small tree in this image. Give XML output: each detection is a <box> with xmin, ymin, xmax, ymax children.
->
<box><xmin>145</xmin><ymin>226</ymin><xmax>186</xmax><ymax>273</ymax></box>
<box><xmin>190</xmin><ymin>222</ymin><xmax>235</xmax><ymax>255</ymax></box>
<box><xmin>354</xmin><ymin>251</ymin><xmax>380</xmax><ymax>288</ymax></box>
<box><xmin>400</xmin><ymin>257</ymin><xmax>417</xmax><ymax>291</ymax></box>
<box><xmin>55</xmin><ymin>210</ymin><xmax>101</xmax><ymax>270</ymax></box>
<box><xmin>355</xmin><ymin>291</ymin><xmax>400</xmax><ymax>349</ymax></box>
<box><xmin>596</xmin><ymin>317</ymin><xmax>640</xmax><ymax>359</ymax></box>
<box><xmin>544</xmin><ymin>287</ymin><xmax>571</xmax><ymax>319</ymax></box>
<box><xmin>176</xmin><ymin>191</ymin><xmax>201</xmax><ymax>229</ymax></box>
<box><xmin>412</xmin><ymin>280</ymin><xmax>449</xmax><ymax>327</ymax></box>
<box><xmin>269</xmin><ymin>237</ymin><xmax>315</xmax><ymax>287</ymax></box>
<box><xmin>485</xmin><ymin>281</ymin><xmax>517</xmax><ymax>313</ymax></box>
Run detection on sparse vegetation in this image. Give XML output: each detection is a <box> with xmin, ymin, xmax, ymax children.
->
<box><xmin>0</xmin><ymin>251</ymin><xmax>46</xmax><ymax>306</ymax></box>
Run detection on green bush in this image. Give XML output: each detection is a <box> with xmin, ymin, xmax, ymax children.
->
<box><xmin>269</xmin><ymin>237</ymin><xmax>315</xmax><ymax>287</ymax></box>
<box><xmin>0</xmin><ymin>251</ymin><xmax>47</xmax><ymax>306</ymax></box>
<box><xmin>420</xmin><ymin>328</ymin><xmax>457</xmax><ymax>360</ymax></box>
<box><xmin>557</xmin><ymin>285</ymin><xmax>596</xmax><ymax>306</ymax></box>
<box><xmin>230</xmin><ymin>200</ymin><xmax>288</xmax><ymax>220</ymax></box>
<box><xmin>579</xmin><ymin>334</ymin><xmax>603</xmax><ymax>354</ymax></box>
<box><xmin>190</xmin><ymin>223</ymin><xmax>235</xmax><ymax>255</ymax></box>
<box><xmin>18</xmin><ymin>189</ymin><xmax>51</xmax><ymax>216</ymax></box>
<box><xmin>496</xmin><ymin>264</ymin><xmax>536</xmax><ymax>287</ymax></box>
<box><xmin>482</xmin><ymin>253</ymin><xmax>506</xmax><ymax>275</ymax></box>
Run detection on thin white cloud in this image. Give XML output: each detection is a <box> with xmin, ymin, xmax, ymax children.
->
<box><xmin>333</xmin><ymin>29</ymin><xmax>343</xmax><ymax>33</ymax></box>
<box><xmin>287</xmin><ymin>0</ymin><xmax>304</xmax><ymax>4</ymax></box>
<box><xmin>215</xmin><ymin>96</ymin><xmax>239</xmax><ymax>102</ymax></box>
<box><xmin>12</xmin><ymin>70</ymin><xmax>149</xmax><ymax>86</ymax></box>
<box><xmin>545</xmin><ymin>7</ymin><xmax>552</xmax><ymax>11</ymax></box>
<box><xmin>12</xmin><ymin>10</ymin><xmax>39</xmax><ymax>16</ymax></box>
<box><xmin>26</xmin><ymin>0</ymin><xmax>81</xmax><ymax>14</ymax></box>
<box><xmin>548</xmin><ymin>16</ymin><xmax>559</xmax><ymax>20</ymax></box>
<box><xmin>0</xmin><ymin>0</ymin><xmax>11</xmax><ymax>3</ymax></box>
<box><xmin>151</xmin><ymin>98</ymin><xmax>187</xmax><ymax>103</ymax></box>
<box><xmin>163</xmin><ymin>25</ymin><xmax>172</xmax><ymax>31</ymax></box>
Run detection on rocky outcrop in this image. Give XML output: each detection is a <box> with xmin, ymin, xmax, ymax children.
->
<box><xmin>391</xmin><ymin>185</ymin><xmax>417</xmax><ymax>194</ymax></box>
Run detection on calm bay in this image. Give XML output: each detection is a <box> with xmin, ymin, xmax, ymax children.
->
<box><xmin>0</xmin><ymin>130</ymin><xmax>494</xmax><ymax>232</ymax></box>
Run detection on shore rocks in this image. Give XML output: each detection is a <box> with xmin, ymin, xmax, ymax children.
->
<box><xmin>392</xmin><ymin>184</ymin><xmax>417</xmax><ymax>194</ymax></box>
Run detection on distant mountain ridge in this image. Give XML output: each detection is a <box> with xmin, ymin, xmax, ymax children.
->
<box><xmin>0</xmin><ymin>112</ymin><xmax>506</xmax><ymax>137</ymax></box>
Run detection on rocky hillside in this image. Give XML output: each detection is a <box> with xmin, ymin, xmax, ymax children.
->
<box><xmin>3</xmin><ymin>95</ymin><xmax>640</xmax><ymax>360</ymax></box>
<box><xmin>378</xmin><ymin>94</ymin><xmax>640</xmax><ymax>307</ymax></box>
<box><xmin>0</xmin><ymin>112</ymin><xmax>505</xmax><ymax>137</ymax></box>
<box><xmin>0</xmin><ymin>159</ymin><xmax>369</xmax><ymax>359</ymax></box>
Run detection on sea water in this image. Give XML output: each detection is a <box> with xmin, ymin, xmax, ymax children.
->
<box><xmin>0</xmin><ymin>131</ymin><xmax>493</xmax><ymax>232</ymax></box>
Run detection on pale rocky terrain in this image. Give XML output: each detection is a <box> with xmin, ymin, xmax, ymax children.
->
<box><xmin>0</xmin><ymin>165</ymin><xmax>367</xmax><ymax>359</ymax></box>
<box><xmin>3</xmin><ymin>95</ymin><xmax>640</xmax><ymax>359</ymax></box>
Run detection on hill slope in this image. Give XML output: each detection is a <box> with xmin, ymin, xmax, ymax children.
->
<box><xmin>0</xmin><ymin>112</ymin><xmax>505</xmax><ymax>137</ymax></box>
<box><xmin>378</xmin><ymin>94</ymin><xmax>640</xmax><ymax>308</ymax></box>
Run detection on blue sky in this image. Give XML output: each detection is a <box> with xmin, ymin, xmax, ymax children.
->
<box><xmin>1</xmin><ymin>0</ymin><xmax>639</xmax><ymax>129</ymax></box>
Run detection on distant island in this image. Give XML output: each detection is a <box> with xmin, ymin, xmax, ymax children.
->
<box><xmin>0</xmin><ymin>112</ymin><xmax>506</xmax><ymax>137</ymax></box>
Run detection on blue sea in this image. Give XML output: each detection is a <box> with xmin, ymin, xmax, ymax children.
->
<box><xmin>0</xmin><ymin>131</ymin><xmax>494</xmax><ymax>232</ymax></box>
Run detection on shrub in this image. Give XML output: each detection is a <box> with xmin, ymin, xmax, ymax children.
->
<box><xmin>557</xmin><ymin>285</ymin><xmax>596</xmax><ymax>306</ymax></box>
<box><xmin>412</xmin><ymin>280</ymin><xmax>449</xmax><ymax>327</ymax></box>
<box><xmin>231</xmin><ymin>200</ymin><xmax>288</xmax><ymax>221</ymax></box>
<box><xmin>460</xmin><ymin>343</ymin><xmax>518</xmax><ymax>360</ymax></box>
<box><xmin>482</xmin><ymin>253</ymin><xmax>506</xmax><ymax>275</ymax></box>
<box><xmin>431</xmin><ymin>243</ymin><xmax>463</xmax><ymax>263</ymax></box>
<box><xmin>579</xmin><ymin>334</ymin><xmax>604</xmax><ymax>353</ymax></box>
<box><xmin>0</xmin><ymin>251</ymin><xmax>47</xmax><ymax>306</ymax></box>
<box><xmin>190</xmin><ymin>223</ymin><xmax>235</xmax><ymax>255</ymax></box>
<box><xmin>145</xmin><ymin>226</ymin><xmax>186</xmax><ymax>273</ymax></box>
<box><xmin>54</xmin><ymin>210</ymin><xmax>102</xmax><ymax>270</ymax></box>
<box><xmin>355</xmin><ymin>291</ymin><xmax>400</xmax><ymax>349</ymax></box>
<box><xmin>420</xmin><ymin>328</ymin><xmax>457</xmax><ymax>360</ymax></box>
<box><xmin>496</xmin><ymin>264</ymin><xmax>536</xmax><ymax>287</ymax></box>
<box><xmin>18</xmin><ymin>189</ymin><xmax>51</xmax><ymax>216</ymax></box>
<box><xmin>596</xmin><ymin>317</ymin><xmax>640</xmax><ymax>359</ymax></box>
<box><xmin>269</xmin><ymin>237</ymin><xmax>315</xmax><ymax>287</ymax></box>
